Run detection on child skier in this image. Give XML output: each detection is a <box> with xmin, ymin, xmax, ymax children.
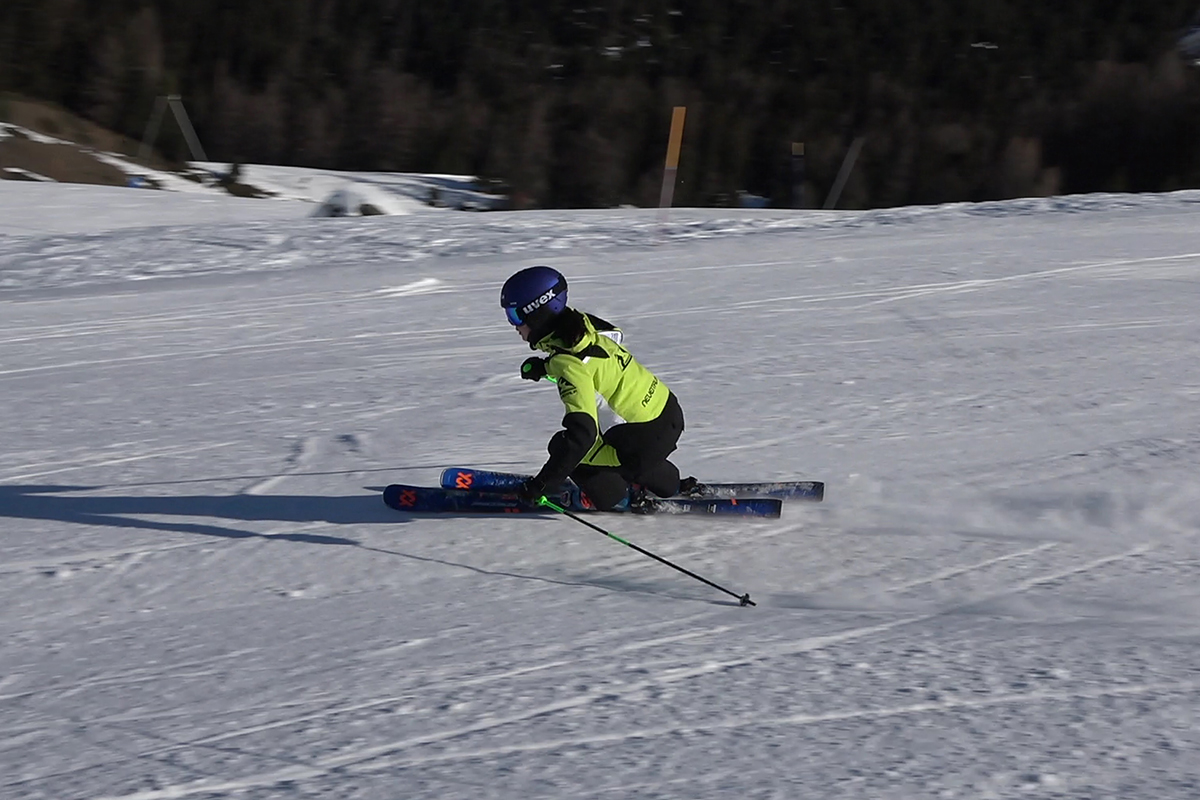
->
<box><xmin>500</xmin><ymin>266</ymin><xmax>700</xmax><ymax>511</ymax></box>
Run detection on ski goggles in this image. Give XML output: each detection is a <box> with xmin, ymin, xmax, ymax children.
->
<box><xmin>504</xmin><ymin>305</ymin><xmax>524</xmax><ymax>326</ymax></box>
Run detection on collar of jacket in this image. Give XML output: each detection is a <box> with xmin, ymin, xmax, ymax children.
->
<box><xmin>532</xmin><ymin>309</ymin><xmax>598</xmax><ymax>357</ymax></box>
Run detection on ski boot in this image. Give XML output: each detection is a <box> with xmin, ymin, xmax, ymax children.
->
<box><xmin>627</xmin><ymin>484</ymin><xmax>657</xmax><ymax>514</ymax></box>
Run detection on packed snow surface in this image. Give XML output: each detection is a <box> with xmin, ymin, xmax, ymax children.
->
<box><xmin>3</xmin><ymin>181</ymin><xmax>1200</xmax><ymax>799</ymax></box>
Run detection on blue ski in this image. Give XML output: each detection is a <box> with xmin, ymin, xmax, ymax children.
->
<box><xmin>440</xmin><ymin>467</ymin><xmax>824</xmax><ymax>502</ymax></box>
<box><xmin>382</xmin><ymin>484</ymin><xmax>782</xmax><ymax>517</ymax></box>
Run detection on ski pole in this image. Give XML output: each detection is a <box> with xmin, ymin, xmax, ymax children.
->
<box><xmin>537</xmin><ymin>496</ymin><xmax>755</xmax><ymax>607</ymax></box>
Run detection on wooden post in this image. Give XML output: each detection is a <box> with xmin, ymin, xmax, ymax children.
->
<box><xmin>658</xmin><ymin>106</ymin><xmax>686</xmax><ymax>218</ymax></box>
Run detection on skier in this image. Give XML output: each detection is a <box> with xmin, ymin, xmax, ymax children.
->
<box><xmin>500</xmin><ymin>266</ymin><xmax>700</xmax><ymax>511</ymax></box>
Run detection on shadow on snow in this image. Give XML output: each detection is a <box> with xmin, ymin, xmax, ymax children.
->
<box><xmin>0</xmin><ymin>484</ymin><xmax>402</xmax><ymax>544</ymax></box>
<box><xmin>0</xmin><ymin>484</ymin><xmax>731</xmax><ymax>604</ymax></box>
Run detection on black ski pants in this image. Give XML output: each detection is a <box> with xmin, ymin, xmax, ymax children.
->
<box><xmin>564</xmin><ymin>391</ymin><xmax>685</xmax><ymax>510</ymax></box>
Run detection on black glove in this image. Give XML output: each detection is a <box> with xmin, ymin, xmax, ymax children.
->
<box><xmin>518</xmin><ymin>477</ymin><xmax>548</xmax><ymax>505</ymax></box>
<box><xmin>520</xmin><ymin>356</ymin><xmax>548</xmax><ymax>382</ymax></box>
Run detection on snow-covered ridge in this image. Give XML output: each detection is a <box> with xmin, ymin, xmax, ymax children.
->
<box><xmin>0</xmin><ymin>121</ymin><xmax>75</xmax><ymax>146</ymax></box>
<box><xmin>0</xmin><ymin>122</ymin><xmax>231</xmax><ymax>193</ymax></box>
<box><xmin>2</xmin><ymin>182</ymin><xmax>1200</xmax><ymax>293</ymax></box>
<box><xmin>0</xmin><ymin>121</ymin><xmax>506</xmax><ymax>211</ymax></box>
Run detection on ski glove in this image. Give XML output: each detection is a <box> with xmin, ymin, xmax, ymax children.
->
<box><xmin>520</xmin><ymin>356</ymin><xmax>548</xmax><ymax>382</ymax></box>
<box><xmin>518</xmin><ymin>477</ymin><xmax>548</xmax><ymax>504</ymax></box>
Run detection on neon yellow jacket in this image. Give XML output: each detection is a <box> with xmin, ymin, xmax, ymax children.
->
<box><xmin>530</xmin><ymin>310</ymin><xmax>670</xmax><ymax>486</ymax></box>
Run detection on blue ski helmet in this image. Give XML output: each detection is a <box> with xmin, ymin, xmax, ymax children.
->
<box><xmin>500</xmin><ymin>266</ymin><xmax>568</xmax><ymax>331</ymax></box>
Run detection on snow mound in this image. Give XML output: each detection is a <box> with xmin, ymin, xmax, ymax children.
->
<box><xmin>312</xmin><ymin>184</ymin><xmax>417</xmax><ymax>217</ymax></box>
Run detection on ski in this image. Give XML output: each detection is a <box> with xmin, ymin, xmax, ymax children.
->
<box><xmin>384</xmin><ymin>484</ymin><xmax>538</xmax><ymax>514</ymax></box>
<box><xmin>440</xmin><ymin>467</ymin><xmax>824</xmax><ymax>502</ymax></box>
<box><xmin>382</xmin><ymin>484</ymin><xmax>782</xmax><ymax>517</ymax></box>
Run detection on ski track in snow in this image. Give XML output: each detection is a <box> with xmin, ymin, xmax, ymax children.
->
<box><xmin>97</xmin><ymin>678</ymin><xmax>1200</xmax><ymax>800</ymax></box>
<box><xmin>0</xmin><ymin>441</ymin><xmax>241</xmax><ymax>483</ymax></box>
<box><xmin>4</xmin><ymin>186</ymin><xmax>1200</xmax><ymax>798</ymax></box>
<box><xmin>4</xmin><ymin>535</ymin><xmax>1178</xmax><ymax>798</ymax></box>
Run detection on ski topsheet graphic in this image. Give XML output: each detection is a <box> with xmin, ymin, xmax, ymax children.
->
<box><xmin>382</xmin><ymin>484</ymin><xmax>783</xmax><ymax>517</ymax></box>
<box><xmin>439</xmin><ymin>467</ymin><xmax>824</xmax><ymax>502</ymax></box>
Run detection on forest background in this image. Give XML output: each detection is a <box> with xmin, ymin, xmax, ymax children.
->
<box><xmin>2</xmin><ymin>0</ymin><xmax>1199</xmax><ymax>209</ymax></box>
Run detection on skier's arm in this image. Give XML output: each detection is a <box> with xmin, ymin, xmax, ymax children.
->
<box><xmin>533</xmin><ymin>412</ymin><xmax>597</xmax><ymax>490</ymax></box>
<box><xmin>533</xmin><ymin>357</ymin><xmax>600</xmax><ymax>489</ymax></box>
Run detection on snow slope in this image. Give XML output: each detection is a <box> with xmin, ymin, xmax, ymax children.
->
<box><xmin>1</xmin><ymin>121</ymin><xmax>503</xmax><ymax>213</ymax></box>
<box><xmin>3</xmin><ymin>180</ymin><xmax>1200</xmax><ymax>799</ymax></box>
